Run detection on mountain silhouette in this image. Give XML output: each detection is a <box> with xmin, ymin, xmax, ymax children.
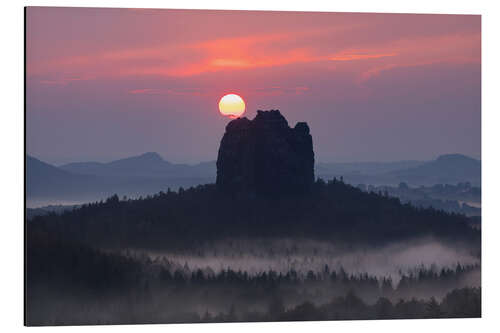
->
<box><xmin>316</xmin><ymin>154</ymin><xmax>480</xmax><ymax>186</ymax></box>
<box><xmin>28</xmin><ymin>155</ymin><xmax>73</xmax><ymax>180</ymax></box>
<box><xmin>60</xmin><ymin>152</ymin><xmax>214</xmax><ymax>178</ymax></box>
<box><xmin>27</xmin><ymin>154</ymin><xmax>215</xmax><ymax>207</ymax></box>
<box><xmin>390</xmin><ymin>154</ymin><xmax>480</xmax><ymax>185</ymax></box>
<box><xmin>27</xmin><ymin>155</ymin><xmax>95</xmax><ymax>200</ymax></box>
<box><xmin>316</xmin><ymin>160</ymin><xmax>424</xmax><ymax>178</ymax></box>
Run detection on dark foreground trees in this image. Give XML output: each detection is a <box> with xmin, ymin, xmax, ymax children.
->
<box><xmin>26</xmin><ymin>231</ymin><xmax>480</xmax><ymax>325</ymax></box>
<box><xmin>28</xmin><ymin>179</ymin><xmax>480</xmax><ymax>251</ymax></box>
<box><xmin>26</xmin><ymin>179</ymin><xmax>481</xmax><ymax>325</ymax></box>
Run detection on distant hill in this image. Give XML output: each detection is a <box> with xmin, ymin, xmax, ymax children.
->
<box><xmin>316</xmin><ymin>160</ymin><xmax>424</xmax><ymax>177</ymax></box>
<box><xmin>26</xmin><ymin>156</ymin><xmax>94</xmax><ymax>199</ymax></box>
<box><xmin>26</xmin><ymin>154</ymin><xmax>216</xmax><ymax>207</ymax></box>
<box><xmin>316</xmin><ymin>154</ymin><xmax>480</xmax><ymax>187</ymax></box>
<box><xmin>27</xmin><ymin>155</ymin><xmax>75</xmax><ymax>181</ymax></box>
<box><xmin>60</xmin><ymin>152</ymin><xmax>215</xmax><ymax>178</ymax></box>
<box><xmin>390</xmin><ymin>154</ymin><xmax>481</xmax><ymax>186</ymax></box>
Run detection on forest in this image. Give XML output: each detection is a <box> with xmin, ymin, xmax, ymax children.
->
<box><xmin>357</xmin><ymin>182</ymin><xmax>481</xmax><ymax>217</ymax></box>
<box><xmin>26</xmin><ymin>230</ymin><xmax>480</xmax><ymax>325</ymax></box>
<box><xmin>26</xmin><ymin>178</ymin><xmax>481</xmax><ymax>325</ymax></box>
<box><xmin>28</xmin><ymin>179</ymin><xmax>480</xmax><ymax>249</ymax></box>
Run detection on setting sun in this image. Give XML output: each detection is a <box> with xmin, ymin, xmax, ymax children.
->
<box><xmin>219</xmin><ymin>94</ymin><xmax>246</xmax><ymax>118</ymax></box>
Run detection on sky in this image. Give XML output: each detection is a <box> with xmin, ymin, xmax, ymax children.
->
<box><xmin>26</xmin><ymin>7</ymin><xmax>481</xmax><ymax>165</ymax></box>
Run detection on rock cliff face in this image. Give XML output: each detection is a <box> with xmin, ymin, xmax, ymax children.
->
<box><xmin>216</xmin><ymin>110</ymin><xmax>315</xmax><ymax>194</ymax></box>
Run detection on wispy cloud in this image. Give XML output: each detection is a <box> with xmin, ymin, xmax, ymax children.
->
<box><xmin>128</xmin><ymin>88</ymin><xmax>163</xmax><ymax>95</ymax></box>
<box><xmin>250</xmin><ymin>86</ymin><xmax>310</xmax><ymax>96</ymax></box>
<box><xmin>38</xmin><ymin>75</ymin><xmax>94</xmax><ymax>86</ymax></box>
<box><xmin>128</xmin><ymin>86</ymin><xmax>310</xmax><ymax>97</ymax></box>
<box><xmin>330</xmin><ymin>52</ymin><xmax>397</xmax><ymax>61</ymax></box>
<box><xmin>358</xmin><ymin>33</ymin><xmax>480</xmax><ymax>82</ymax></box>
<box><xmin>27</xmin><ymin>15</ymin><xmax>480</xmax><ymax>85</ymax></box>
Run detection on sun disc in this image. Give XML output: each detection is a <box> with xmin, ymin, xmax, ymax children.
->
<box><xmin>219</xmin><ymin>94</ymin><xmax>245</xmax><ymax>118</ymax></box>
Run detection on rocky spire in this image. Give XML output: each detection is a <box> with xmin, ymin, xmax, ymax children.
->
<box><xmin>216</xmin><ymin>110</ymin><xmax>315</xmax><ymax>195</ymax></box>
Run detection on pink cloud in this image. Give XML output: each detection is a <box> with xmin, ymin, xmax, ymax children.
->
<box><xmin>127</xmin><ymin>86</ymin><xmax>310</xmax><ymax>97</ymax></box>
<box><xmin>357</xmin><ymin>33</ymin><xmax>481</xmax><ymax>82</ymax></box>
<box><xmin>26</xmin><ymin>10</ymin><xmax>480</xmax><ymax>87</ymax></box>
<box><xmin>250</xmin><ymin>86</ymin><xmax>310</xmax><ymax>96</ymax></box>
<box><xmin>330</xmin><ymin>52</ymin><xmax>398</xmax><ymax>61</ymax></box>
<box><xmin>38</xmin><ymin>75</ymin><xmax>94</xmax><ymax>86</ymax></box>
<box><xmin>128</xmin><ymin>88</ymin><xmax>162</xmax><ymax>95</ymax></box>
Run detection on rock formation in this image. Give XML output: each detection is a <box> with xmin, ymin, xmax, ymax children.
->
<box><xmin>216</xmin><ymin>110</ymin><xmax>315</xmax><ymax>195</ymax></box>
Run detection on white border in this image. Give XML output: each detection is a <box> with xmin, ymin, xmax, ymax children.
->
<box><xmin>2</xmin><ymin>0</ymin><xmax>499</xmax><ymax>332</ymax></box>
